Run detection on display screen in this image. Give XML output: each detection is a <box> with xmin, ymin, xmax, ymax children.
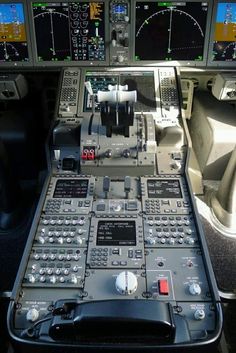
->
<box><xmin>53</xmin><ymin>179</ymin><xmax>88</xmax><ymax>198</ymax></box>
<box><xmin>135</xmin><ymin>1</ymin><xmax>209</xmax><ymax>61</ymax></box>
<box><xmin>97</xmin><ymin>221</ymin><xmax>136</xmax><ymax>246</ymax></box>
<box><xmin>212</xmin><ymin>2</ymin><xmax>236</xmax><ymax>61</ymax></box>
<box><xmin>32</xmin><ymin>2</ymin><xmax>105</xmax><ymax>62</ymax></box>
<box><xmin>147</xmin><ymin>179</ymin><xmax>182</xmax><ymax>198</ymax></box>
<box><xmin>0</xmin><ymin>3</ymin><xmax>29</xmax><ymax>62</ymax></box>
<box><xmin>112</xmin><ymin>3</ymin><xmax>128</xmax><ymax>15</ymax></box>
<box><xmin>83</xmin><ymin>71</ymin><xmax>156</xmax><ymax>112</ymax></box>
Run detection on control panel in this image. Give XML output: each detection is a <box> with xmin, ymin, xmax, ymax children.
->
<box><xmin>8</xmin><ymin>67</ymin><xmax>222</xmax><ymax>352</ymax></box>
<box><xmin>109</xmin><ymin>0</ymin><xmax>130</xmax><ymax>65</ymax></box>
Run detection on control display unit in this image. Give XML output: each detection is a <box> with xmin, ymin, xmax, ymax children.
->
<box><xmin>135</xmin><ymin>1</ymin><xmax>209</xmax><ymax>62</ymax></box>
<box><xmin>212</xmin><ymin>2</ymin><xmax>236</xmax><ymax>62</ymax></box>
<box><xmin>97</xmin><ymin>220</ymin><xmax>136</xmax><ymax>246</ymax></box>
<box><xmin>53</xmin><ymin>179</ymin><xmax>88</xmax><ymax>198</ymax></box>
<box><xmin>147</xmin><ymin>179</ymin><xmax>182</xmax><ymax>199</ymax></box>
<box><xmin>32</xmin><ymin>1</ymin><xmax>106</xmax><ymax>63</ymax></box>
<box><xmin>0</xmin><ymin>2</ymin><xmax>29</xmax><ymax>63</ymax></box>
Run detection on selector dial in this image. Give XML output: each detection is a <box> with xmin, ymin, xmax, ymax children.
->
<box><xmin>115</xmin><ymin>271</ymin><xmax>138</xmax><ymax>295</ymax></box>
<box><xmin>189</xmin><ymin>283</ymin><xmax>201</xmax><ymax>296</ymax></box>
<box><xmin>26</xmin><ymin>308</ymin><xmax>39</xmax><ymax>322</ymax></box>
<box><xmin>194</xmin><ymin>309</ymin><xmax>205</xmax><ymax>320</ymax></box>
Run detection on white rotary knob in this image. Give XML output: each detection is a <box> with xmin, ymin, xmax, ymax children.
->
<box><xmin>189</xmin><ymin>283</ymin><xmax>201</xmax><ymax>296</ymax></box>
<box><xmin>115</xmin><ymin>271</ymin><xmax>138</xmax><ymax>295</ymax></box>
<box><xmin>26</xmin><ymin>308</ymin><xmax>39</xmax><ymax>322</ymax></box>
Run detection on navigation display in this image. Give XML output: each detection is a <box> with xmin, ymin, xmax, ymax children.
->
<box><xmin>97</xmin><ymin>221</ymin><xmax>136</xmax><ymax>246</ymax></box>
<box><xmin>135</xmin><ymin>1</ymin><xmax>209</xmax><ymax>62</ymax></box>
<box><xmin>212</xmin><ymin>2</ymin><xmax>236</xmax><ymax>61</ymax></box>
<box><xmin>147</xmin><ymin>179</ymin><xmax>182</xmax><ymax>198</ymax></box>
<box><xmin>32</xmin><ymin>2</ymin><xmax>106</xmax><ymax>62</ymax></box>
<box><xmin>0</xmin><ymin>3</ymin><xmax>29</xmax><ymax>62</ymax></box>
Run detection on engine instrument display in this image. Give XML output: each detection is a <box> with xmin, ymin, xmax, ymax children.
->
<box><xmin>32</xmin><ymin>2</ymin><xmax>106</xmax><ymax>62</ymax></box>
<box><xmin>212</xmin><ymin>2</ymin><xmax>236</xmax><ymax>61</ymax></box>
<box><xmin>0</xmin><ymin>3</ymin><xmax>29</xmax><ymax>62</ymax></box>
<box><xmin>135</xmin><ymin>1</ymin><xmax>209</xmax><ymax>62</ymax></box>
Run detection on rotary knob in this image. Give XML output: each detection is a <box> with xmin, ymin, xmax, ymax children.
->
<box><xmin>112</xmin><ymin>202</ymin><xmax>122</xmax><ymax>212</ymax></box>
<box><xmin>123</xmin><ymin>149</ymin><xmax>131</xmax><ymax>158</ymax></box>
<box><xmin>189</xmin><ymin>283</ymin><xmax>201</xmax><ymax>296</ymax></box>
<box><xmin>115</xmin><ymin>271</ymin><xmax>138</xmax><ymax>295</ymax></box>
<box><xmin>194</xmin><ymin>309</ymin><xmax>205</xmax><ymax>320</ymax></box>
<box><xmin>76</xmin><ymin>236</ymin><xmax>83</xmax><ymax>245</ymax></box>
<box><xmin>146</xmin><ymin>237</ymin><xmax>156</xmax><ymax>245</ymax></box>
<box><xmin>117</xmin><ymin>55</ymin><xmax>125</xmax><ymax>63</ymax></box>
<box><xmin>26</xmin><ymin>308</ymin><xmax>39</xmax><ymax>322</ymax></box>
<box><xmin>105</xmin><ymin>149</ymin><xmax>112</xmax><ymax>158</ymax></box>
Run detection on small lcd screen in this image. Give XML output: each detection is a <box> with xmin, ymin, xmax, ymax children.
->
<box><xmin>113</xmin><ymin>4</ymin><xmax>128</xmax><ymax>14</ymax></box>
<box><xmin>147</xmin><ymin>179</ymin><xmax>182</xmax><ymax>198</ymax></box>
<box><xmin>97</xmin><ymin>221</ymin><xmax>136</xmax><ymax>246</ymax></box>
<box><xmin>135</xmin><ymin>1</ymin><xmax>209</xmax><ymax>61</ymax></box>
<box><xmin>212</xmin><ymin>3</ymin><xmax>236</xmax><ymax>61</ymax></box>
<box><xmin>53</xmin><ymin>179</ymin><xmax>88</xmax><ymax>198</ymax></box>
<box><xmin>32</xmin><ymin>2</ymin><xmax>106</xmax><ymax>62</ymax></box>
<box><xmin>0</xmin><ymin>3</ymin><xmax>29</xmax><ymax>62</ymax></box>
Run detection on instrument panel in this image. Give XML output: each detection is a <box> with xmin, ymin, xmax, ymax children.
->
<box><xmin>1</xmin><ymin>0</ymin><xmax>236</xmax><ymax>67</ymax></box>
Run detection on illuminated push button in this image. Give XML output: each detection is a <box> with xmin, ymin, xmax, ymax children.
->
<box><xmin>113</xmin><ymin>203</ymin><xmax>122</xmax><ymax>212</ymax></box>
<box><xmin>158</xmin><ymin>279</ymin><xmax>169</xmax><ymax>295</ymax></box>
<box><xmin>115</xmin><ymin>271</ymin><xmax>138</xmax><ymax>295</ymax></box>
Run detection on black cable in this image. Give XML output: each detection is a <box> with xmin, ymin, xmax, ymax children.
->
<box><xmin>21</xmin><ymin>316</ymin><xmax>52</xmax><ymax>338</ymax></box>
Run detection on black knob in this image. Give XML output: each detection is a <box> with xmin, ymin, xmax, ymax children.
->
<box><xmin>123</xmin><ymin>149</ymin><xmax>131</xmax><ymax>158</ymax></box>
<box><xmin>105</xmin><ymin>149</ymin><xmax>112</xmax><ymax>158</ymax></box>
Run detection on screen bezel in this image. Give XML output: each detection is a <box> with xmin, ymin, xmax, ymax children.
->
<box><xmin>131</xmin><ymin>0</ymin><xmax>213</xmax><ymax>67</ymax></box>
<box><xmin>27</xmin><ymin>0</ymin><xmax>109</xmax><ymax>67</ymax></box>
<box><xmin>208</xmin><ymin>0</ymin><xmax>236</xmax><ymax>67</ymax></box>
<box><xmin>0</xmin><ymin>0</ymin><xmax>33</xmax><ymax>67</ymax></box>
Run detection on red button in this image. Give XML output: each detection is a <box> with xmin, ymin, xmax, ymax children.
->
<box><xmin>81</xmin><ymin>152</ymin><xmax>87</xmax><ymax>160</ymax></box>
<box><xmin>158</xmin><ymin>279</ymin><xmax>169</xmax><ymax>295</ymax></box>
<box><xmin>87</xmin><ymin>150</ymin><xmax>95</xmax><ymax>160</ymax></box>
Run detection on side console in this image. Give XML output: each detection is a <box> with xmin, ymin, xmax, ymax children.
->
<box><xmin>8</xmin><ymin>68</ymin><xmax>222</xmax><ymax>353</ymax></box>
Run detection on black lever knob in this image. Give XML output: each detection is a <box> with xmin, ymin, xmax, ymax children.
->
<box><xmin>103</xmin><ymin>176</ymin><xmax>110</xmax><ymax>198</ymax></box>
